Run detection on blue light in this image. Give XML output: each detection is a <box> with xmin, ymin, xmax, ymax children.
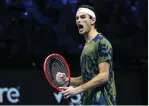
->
<box><xmin>5</xmin><ymin>0</ymin><xmax>11</xmax><ymax>4</ymax></box>
<box><xmin>78</xmin><ymin>44</ymin><xmax>83</xmax><ymax>49</ymax></box>
<box><xmin>24</xmin><ymin>12</ymin><xmax>28</xmax><ymax>16</ymax></box>
<box><xmin>132</xmin><ymin>6</ymin><xmax>136</xmax><ymax>12</ymax></box>
<box><xmin>62</xmin><ymin>0</ymin><xmax>68</xmax><ymax>4</ymax></box>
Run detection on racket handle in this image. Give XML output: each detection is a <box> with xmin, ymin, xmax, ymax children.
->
<box><xmin>58</xmin><ymin>88</ymin><xmax>63</xmax><ymax>92</ymax></box>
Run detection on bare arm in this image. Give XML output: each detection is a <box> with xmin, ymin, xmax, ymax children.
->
<box><xmin>70</xmin><ymin>76</ymin><xmax>84</xmax><ymax>86</ymax></box>
<box><xmin>76</xmin><ymin>62</ymin><xmax>109</xmax><ymax>93</ymax></box>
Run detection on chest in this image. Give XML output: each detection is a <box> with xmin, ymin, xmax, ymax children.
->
<box><xmin>80</xmin><ymin>42</ymin><xmax>99</xmax><ymax>71</ymax></box>
<box><xmin>81</xmin><ymin>43</ymin><xmax>97</xmax><ymax>60</ymax></box>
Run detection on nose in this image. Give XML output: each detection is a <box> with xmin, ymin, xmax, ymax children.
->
<box><xmin>76</xmin><ymin>18</ymin><xmax>81</xmax><ymax>24</ymax></box>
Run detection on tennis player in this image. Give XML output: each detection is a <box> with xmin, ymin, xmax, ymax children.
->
<box><xmin>57</xmin><ymin>5</ymin><xmax>116</xmax><ymax>105</ymax></box>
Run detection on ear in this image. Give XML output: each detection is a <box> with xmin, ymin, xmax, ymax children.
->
<box><xmin>91</xmin><ymin>18</ymin><xmax>96</xmax><ymax>25</ymax></box>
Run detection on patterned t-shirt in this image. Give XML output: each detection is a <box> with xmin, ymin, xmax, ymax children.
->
<box><xmin>80</xmin><ymin>33</ymin><xmax>116</xmax><ymax>105</ymax></box>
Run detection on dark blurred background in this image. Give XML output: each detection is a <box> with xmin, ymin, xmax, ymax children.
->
<box><xmin>0</xmin><ymin>0</ymin><xmax>148</xmax><ymax>105</ymax></box>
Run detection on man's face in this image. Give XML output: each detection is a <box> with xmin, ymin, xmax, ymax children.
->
<box><xmin>76</xmin><ymin>12</ymin><xmax>93</xmax><ymax>35</ymax></box>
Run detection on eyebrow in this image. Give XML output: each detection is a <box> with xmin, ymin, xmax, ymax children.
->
<box><xmin>76</xmin><ymin>14</ymin><xmax>86</xmax><ymax>18</ymax></box>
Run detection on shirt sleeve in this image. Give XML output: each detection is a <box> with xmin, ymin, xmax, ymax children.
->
<box><xmin>97</xmin><ymin>38</ymin><xmax>112</xmax><ymax>64</ymax></box>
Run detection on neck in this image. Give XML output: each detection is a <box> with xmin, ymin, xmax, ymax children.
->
<box><xmin>84</xmin><ymin>28</ymin><xmax>99</xmax><ymax>42</ymax></box>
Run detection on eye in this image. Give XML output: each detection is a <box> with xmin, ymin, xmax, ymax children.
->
<box><xmin>81</xmin><ymin>15</ymin><xmax>86</xmax><ymax>19</ymax></box>
<box><xmin>76</xmin><ymin>16</ymin><xmax>79</xmax><ymax>20</ymax></box>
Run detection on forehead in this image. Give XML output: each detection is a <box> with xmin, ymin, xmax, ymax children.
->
<box><xmin>76</xmin><ymin>12</ymin><xmax>88</xmax><ymax>17</ymax></box>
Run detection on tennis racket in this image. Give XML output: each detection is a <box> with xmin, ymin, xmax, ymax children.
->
<box><xmin>43</xmin><ymin>53</ymin><xmax>71</xmax><ymax>92</ymax></box>
<box><xmin>43</xmin><ymin>53</ymin><xmax>72</xmax><ymax>104</ymax></box>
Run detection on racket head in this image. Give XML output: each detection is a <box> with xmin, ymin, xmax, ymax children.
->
<box><xmin>43</xmin><ymin>53</ymin><xmax>71</xmax><ymax>92</ymax></box>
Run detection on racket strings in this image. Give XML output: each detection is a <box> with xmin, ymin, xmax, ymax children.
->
<box><xmin>46</xmin><ymin>56</ymin><xmax>69</xmax><ymax>87</ymax></box>
<box><xmin>54</xmin><ymin>57</ymin><xmax>69</xmax><ymax>86</ymax></box>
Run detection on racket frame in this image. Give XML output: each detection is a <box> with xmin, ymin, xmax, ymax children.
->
<box><xmin>43</xmin><ymin>53</ymin><xmax>71</xmax><ymax>92</ymax></box>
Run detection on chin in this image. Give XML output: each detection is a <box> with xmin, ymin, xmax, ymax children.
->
<box><xmin>79</xmin><ymin>31</ymin><xmax>87</xmax><ymax>35</ymax></box>
<box><xmin>79</xmin><ymin>32</ymin><xmax>84</xmax><ymax>35</ymax></box>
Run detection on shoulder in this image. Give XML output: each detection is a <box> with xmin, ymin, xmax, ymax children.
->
<box><xmin>101</xmin><ymin>37</ymin><xmax>112</xmax><ymax>48</ymax></box>
<box><xmin>96</xmin><ymin>34</ymin><xmax>112</xmax><ymax>48</ymax></box>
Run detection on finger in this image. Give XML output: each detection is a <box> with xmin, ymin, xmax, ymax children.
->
<box><xmin>65</xmin><ymin>95</ymin><xmax>70</xmax><ymax>99</ymax></box>
<box><xmin>61</xmin><ymin>90</ymin><xmax>69</xmax><ymax>95</ymax></box>
<box><xmin>62</xmin><ymin>89</ymin><xmax>69</xmax><ymax>93</ymax></box>
<box><xmin>63</xmin><ymin>92</ymin><xmax>69</xmax><ymax>96</ymax></box>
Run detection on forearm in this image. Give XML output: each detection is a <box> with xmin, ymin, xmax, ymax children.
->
<box><xmin>76</xmin><ymin>73</ymin><xmax>109</xmax><ymax>93</ymax></box>
<box><xmin>70</xmin><ymin>76</ymin><xmax>84</xmax><ymax>86</ymax></box>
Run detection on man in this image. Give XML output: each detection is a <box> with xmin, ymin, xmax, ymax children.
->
<box><xmin>57</xmin><ymin>5</ymin><xmax>116</xmax><ymax>105</ymax></box>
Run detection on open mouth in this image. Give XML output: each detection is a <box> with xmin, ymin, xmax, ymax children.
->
<box><xmin>78</xmin><ymin>24</ymin><xmax>84</xmax><ymax>30</ymax></box>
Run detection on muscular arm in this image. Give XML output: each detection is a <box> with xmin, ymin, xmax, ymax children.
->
<box><xmin>76</xmin><ymin>62</ymin><xmax>109</xmax><ymax>93</ymax></box>
<box><xmin>70</xmin><ymin>76</ymin><xmax>84</xmax><ymax>86</ymax></box>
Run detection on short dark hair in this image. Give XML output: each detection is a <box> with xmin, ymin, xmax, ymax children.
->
<box><xmin>78</xmin><ymin>5</ymin><xmax>97</xmax><ymax>28</ymax></box>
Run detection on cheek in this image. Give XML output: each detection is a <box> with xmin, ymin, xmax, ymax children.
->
<box><xmin>84</xmin><ymin>20</ymin><xmax>92</xmax><ymax>28</ymax></box>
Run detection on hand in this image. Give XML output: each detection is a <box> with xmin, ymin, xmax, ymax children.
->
<box><xmin>59</xmin><ymin>86</ymin><xmax>80</xmax><ymax>99</ymax></box>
